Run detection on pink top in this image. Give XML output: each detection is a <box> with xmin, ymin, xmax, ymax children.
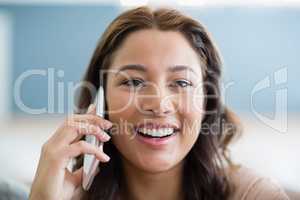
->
<box><xmin>227</xmin><ymin>166</ymin><xmax>289</xmax><ymax>200</ymax></box>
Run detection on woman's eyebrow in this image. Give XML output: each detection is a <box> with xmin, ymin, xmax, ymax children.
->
<box><xmin>168</xmin><ymin>65</ymin><xmax>197</xmax><ymax>75</ymax></box>
<box><xmin>115</xmin><ymin>64</ymin><xmax>146</xmax><ymax>76</ymax></box>
<box><xmin>114</xmin><ymin>64</ymin><xmax>196</xmax><ymax>76</ymax></box>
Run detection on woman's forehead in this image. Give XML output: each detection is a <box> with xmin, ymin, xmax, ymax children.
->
<box><xmin>109</xmin><ymin>29</ymin><xmax>203</xmax><ymax>76</ymax></box>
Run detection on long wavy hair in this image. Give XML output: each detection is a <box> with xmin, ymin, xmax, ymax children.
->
<box><xmin>74</xmin><ymin>6</ymin><xmax>241</xmax><ymax>200</ymax></box>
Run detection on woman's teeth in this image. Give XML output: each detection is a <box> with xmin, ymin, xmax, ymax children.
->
<box><xmin>137</xmin><ymin>128</ymin><xmax>175</xmax><ymax>138</ymax></box>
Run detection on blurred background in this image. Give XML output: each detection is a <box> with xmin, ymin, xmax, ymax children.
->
<box><xmin>0</xmin><ymin>0</ymin><xmax>299</xmax><ymax>199</ymax></box>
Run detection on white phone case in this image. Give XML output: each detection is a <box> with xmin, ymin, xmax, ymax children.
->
<box><xmin>82</xmin><ymin>86</ymin><xmax>105</xmax><ymax>190</ymax></box>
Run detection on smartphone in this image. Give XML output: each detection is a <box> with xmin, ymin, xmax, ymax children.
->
<box><xmin>82</xmin><ymin>86</ymin><xmax>105</xmax><ymax>190</ymax></box>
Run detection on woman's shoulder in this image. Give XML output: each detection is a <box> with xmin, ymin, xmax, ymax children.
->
<box><xmin>226</xmin><ymin>165</ymin><xmax>290</xmax><ymax>200</ymax></box>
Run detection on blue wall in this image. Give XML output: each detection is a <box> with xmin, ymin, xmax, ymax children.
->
<box><xmin>1</xmin><ymin>5</ymin><xmax>120</xmax><ymax>114</ymax></box>
<box><xmin>185</xmin><ymin>7</ymin><xmax>299</xmax><ymax>115</ymax></box>
<box><xmin>0</xmin><ymin>5</ymin><xmax>299</xmax><ymax>115</ymax></box>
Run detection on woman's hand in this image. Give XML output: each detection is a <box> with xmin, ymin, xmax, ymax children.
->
<box><xmin>29</xmin><ymin>104</ymin><xmax>112</xmax><ymax>200</ymax></box>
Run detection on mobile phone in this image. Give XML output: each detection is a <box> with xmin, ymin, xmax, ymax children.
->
<box><xmin>82</xmin><ymin>86</ymin><xmax>105</xmax><ymax>190</ymax></box>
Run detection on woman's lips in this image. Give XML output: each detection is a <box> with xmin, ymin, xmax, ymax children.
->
<box><xmin>134</xmin><ymin>129</ymin><xmax>178</xmax><ymax>149</ymax></box>
<box><xmin>134</xmin><ymin>122</ymin><xmax>180</xmax><ymax>130</ymax></box>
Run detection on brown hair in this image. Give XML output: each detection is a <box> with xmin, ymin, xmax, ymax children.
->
<box><xmin>75</xmin><ymin>6</ymin><xmax>242</xmax><ymax>200</ymax></box>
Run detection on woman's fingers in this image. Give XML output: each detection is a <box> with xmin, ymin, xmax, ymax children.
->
<box><xmin>68</xmin><ymin>104</ymin><xmax>112</xmax><ymax>130</ymax></box>
<box><xmin>40</xmin><ymin>104</ymin><xmax>112</xmax><ymax>168</ymax></box>
<box><xmin>63</xmin><ymin>121</ymin><xmax>111</xmax><ymax>144</ymax></box>
<box><xmin>41</xmin><ymin>127</ymin><xmax>110</xmax><ymax>170</ymax></box>
<box><xmin>87</xmin><ymin>104</ymin><xmax>96</xmax><ymax>114</ymax></box>
<box><xmin>70</xmin><ymin>113</ymin><xmax>113</xmax><ymax>131</ymax></box>
<box><xmin>66</xmin><ymin>140</ymin><xmax>110</xmax><ymax>162</ymax></box>
<box><xmin>29</xmin><ymin>104</ymin><xmax>111</xmax><ymax>200</ymax></box>
<box><xmin>50</xmin><ymin>104</ymin><xmax>113</xmax><ymax>145</ymax></box>
<box><xmin>76</xmin><ymin>122</ymin><xmax>111</xmax><ymax>141</ymax></box>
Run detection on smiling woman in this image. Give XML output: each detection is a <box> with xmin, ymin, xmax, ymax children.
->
<box><xmin>75</xmin><ymin>7</ymin><xmax>232</xmax><ymax>200</ymax></box>
<box><xmin>28</xmin><ymin>6</ymin><xmax>289</xmax><ymax>200</ymax></box>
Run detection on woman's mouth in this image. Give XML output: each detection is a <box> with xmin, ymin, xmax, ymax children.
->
<box><xmin>136</xmin><ymin>127</ymin><xmax>177</xmax><ymax>138</ymax></box>
<box><xmin>134</xmin><ymin>127</ymin><xmax>179</xmax><ymax>148</ymax></box>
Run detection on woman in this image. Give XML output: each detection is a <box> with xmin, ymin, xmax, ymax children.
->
<box><xmin>29</xmin><ymin>6</ymin><xmax>289</xmax><ymax>200</ymax></box>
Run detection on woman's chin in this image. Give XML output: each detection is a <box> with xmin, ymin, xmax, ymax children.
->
<box><xmin>134</xmin><ymin>154</ymin><xmax>181</xmax><ymax>173</ymax></box>
<box><xmin>140</xmin><ymin>163</ymin><xmax>174</xmax><ymax>174</ymax></box>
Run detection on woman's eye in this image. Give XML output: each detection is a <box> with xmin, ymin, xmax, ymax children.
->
<box><xmin>173</xmin><ymin>80</ymin><xmax>193</xmax><ymax>88</ymax></box>
<box><xmin>121</xmin><ymin>79</ymin><xmax>145</xmax><ymax>87</ymax></box>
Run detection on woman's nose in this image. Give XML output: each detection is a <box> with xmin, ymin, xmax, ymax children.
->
<box><xmin>138</xmin><ymin>85</ymin><xmax>176</xmax><ymax>117</ymax></box>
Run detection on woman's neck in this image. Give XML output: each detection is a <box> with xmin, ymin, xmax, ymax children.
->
<box><xmin>120</xmin><ymin>160</ymin><xmax>185</xmax><ymax>200</ymax></box>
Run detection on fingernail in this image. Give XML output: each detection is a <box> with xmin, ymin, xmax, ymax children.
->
<box><xmin>103</xmin><ymin>154</ymin><xmax>110</xmax><ymax>162</ymax></box>
<box><xmin>102</xmin><ymin>133</ymin><xmax>111</xmax><ymax>141</ymax></box>
<box><xmin>105</xmin><ymin>121</ymin><xmax>113</xmax><ymax>129</ymax></box>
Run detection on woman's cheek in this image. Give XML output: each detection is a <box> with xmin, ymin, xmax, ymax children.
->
<box><xmin>108</xmin><ymin>90</ymin><xmax>131</xmax><ymax>115</ymax></box>
<box><xmin>179</xmin><ymin>92</ymin><xmax>203</xmax><ymax>137</ymax></box>
<box><xmin>108</xmin><ymin>90</ymin><xmax>138</xmax><ymax>138</ymax></box>
<box><xmin>180</xmin><ymin>89</ymin><xmax>204</xmax><ymax>115</ymax></box>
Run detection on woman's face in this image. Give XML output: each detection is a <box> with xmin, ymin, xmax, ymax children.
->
<box><xmin>106</xmin><ymin>29</ymin><xmax>205</xmax><ymax>173</ymax></box>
